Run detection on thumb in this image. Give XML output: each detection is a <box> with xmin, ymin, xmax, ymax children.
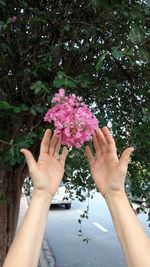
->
<box><xmin>119</xmin><ymin>147</ymin><xmax>134</xmax><ymax>169</ymax></box>
<box><xmin>20</xmin><ymin>149</ymin><xmax>37</xmax><ymax>174</ymax></box>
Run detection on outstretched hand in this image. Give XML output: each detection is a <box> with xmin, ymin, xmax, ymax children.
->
<box><xmin>85</xmin><ymin>126</ymin><xmax>134</xmax><ymax>198</ymax></box>
<box><xmin>21</xmin><ymin>129</ymin><xmax>68</xmax><ymax>197</ymax></box>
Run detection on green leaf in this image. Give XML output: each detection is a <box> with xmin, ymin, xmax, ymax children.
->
<box><xmin>10</xmin><ymin>147</ymin><xmax>15</xmax><ymax>158</ymax></box>
<box><xmin>124</xmin><ymin>47</ymin><xmax>134</xmax><ymax>56</ymax></box>
<box><xmin>0</xmin><ymin>20</ymin><xmax>6</xmax><ymax>33</ymax></box>
<box><xmin>53</xmin><ymin>79</ymin><xmax>66</xmax><ymax>88</ymax></box>
<box><xmin>76</xmin><ymin>74</ymin><xmax>94</xmax><ymax>88</ymax></box>
<box><xmin>33</xmin><ymin>105</ymin><xmax>45</xmax><ymax>114</ymax></box>
<box><xmin>30</xmin><ymin>108</ymin><xmax>37</xmax><ymax>116</ymax></box>
<box><xmin>30</xmin><ymin>80</ymin><xmax>47</xmax><ymax>94</ymax></box>
<box><xmin>20</xmin><ymin>104</ymin><xmax>29</xmax><ymax>111</ymax></box>
<box><xmin>13</xmin><ymin>107</ymin><xmax>21</xmax><ymax>113</ymax></box>
<box><xmin>66</xmin><ymin>80</ymin><xmax>77</xmax><ymax>87</ymax></box>
<box><xmin>80</xmin><ymin>80</ymin><xmax>88</xmax><ymax>88</ymax></box>
<box><xmin>147</xmin><ymin>0</ymin><xmax>150</xmax><ymax>7</ymax></box>
<box><xmin>53</xmin><ymin>78</ymin><xmax>77</xmax><ymax>88</ymax></box>
<box><xmin>138</xmin><ymin>48</ymin><xmax>150</xmax><ymax>63</ymax></box>
<box><xmin>57</xmin><ymin>71</ymin><xmax>67</xmax><ymax>80</ymax></box>
<box><xmin>0</xmin><ymin>0</ymin><xmax>6</xmax><ymax>7</ymax></box>
<box><xmin>95</xmin><ymin>53</ymin><xmax>106</xmax><ymax>71</ymax></box>
<box><xmin>91</xmin><ymin>0</ymin><xmax>109</xmax><ymax>7</ymax></box>
<box><xmin>0</xmin><ymin>101</ymin><xmax>10</xmax><ymax>109</ymax></box>
<box><xmin>9</xmin><ymin>157</ymin><xmax>17</xmax><ymax>166</ymax></box>
<box><xmin>0</xmin><ymin>43</ymin><xmax>12</xmax><ymax>55</ymax></box>
<box><xmin>64</xmin><ymin>25</ymin><xmax>70</xmax><ymax>32</ymax></box>
<box><xmin>129</xmin><ymin>26</ymin><xmax>143</xmax><ymax>44</ymax></box>
<box><xmin>6</xmin><ymin>18</ymin><xmax>12</xmax><ymax>25</ymax></box>
<box><xmin>111</xmin><ymin>47</ymin><xmax>123</xmax><ymax>59</ymax></box>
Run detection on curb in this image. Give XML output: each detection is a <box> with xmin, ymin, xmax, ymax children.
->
<box><xmin>18</xmin><ymin>194</ymin><xmax>57</xmax><ymax>267</ymax></box>
<box><xmin>39</xmin><ymin>238</ymin><xmax>57</xmax><ymax>267</ymax></box>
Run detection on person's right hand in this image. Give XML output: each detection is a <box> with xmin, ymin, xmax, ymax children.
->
<box><xmin>21</xmin><ymin>129</ymin><xmax>68</xmax><ymax>197</ymax></box>
<box><xmin>85</xmin><ymin>126</ymin><xmax>134</xmax><ymax>198</ymax></box>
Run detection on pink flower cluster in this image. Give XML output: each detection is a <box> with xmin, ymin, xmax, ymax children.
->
<box><xmin>44</xmin><ymin>89</ymin><xmax>99</xmax><ymax>148</ymax></box>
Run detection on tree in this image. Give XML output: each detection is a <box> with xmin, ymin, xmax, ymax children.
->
<box><xmin>0</xmin><ymin>0</ymin><xmax>150</xmax><ymax>264</ymax></box>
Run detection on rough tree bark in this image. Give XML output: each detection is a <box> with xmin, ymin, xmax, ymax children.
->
<box><xmin>0</xmin><ymin>164</ymin><xmax>26</xmax><ymax>266</ymax></box>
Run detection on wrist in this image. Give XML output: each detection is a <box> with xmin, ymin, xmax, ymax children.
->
<box><xmin>32</xmin><ymin>188</ymin><xmax>53</xmax><ymax>201</ymax></box>
<box><xmin>104</xmin><ymin>190</ymin><xmax>126</xmax><ymax>202</ymax></box>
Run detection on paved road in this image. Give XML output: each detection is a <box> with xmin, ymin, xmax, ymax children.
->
<box><xmin>45</xmin><ymin>192</ymin><xmax>150</xmax><ymax>267</ymax></box>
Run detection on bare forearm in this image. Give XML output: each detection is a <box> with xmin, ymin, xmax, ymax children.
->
<box><xmin>105</xmin><ymin>191</ymin><xmax>150</xmax><ymax>267</ymax></box>
<box><xmin>3</xmin><ymin>190</ymin><xmax>52</xmax><ymax>267</ymax></box>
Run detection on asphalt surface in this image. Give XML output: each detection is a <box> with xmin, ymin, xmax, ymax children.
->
<box><xmin>45</xmin><ymin>192</ymin><xmax>149</xmax><ymax>267</ymax></box>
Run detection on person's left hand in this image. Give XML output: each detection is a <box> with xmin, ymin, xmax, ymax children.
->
<box><xmin>21</xmin><ymin>129</ymin><xmax>68</xmax><ymax>197</ymax></box>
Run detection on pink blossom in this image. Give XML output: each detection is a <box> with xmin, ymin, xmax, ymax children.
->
<box><xmin>44</xmin><ymin>89</ymin><xmax>99</xmax><ymax>148</ymax></box>
<box><xmin>12</xmin><ymin>16</ymin><xmax>17</xmax><ymax>24</ymax></box>
<box><xmin>52</xmin><ymin>88</ymin><xmax>65</xmax><ymax>103</ymax></box>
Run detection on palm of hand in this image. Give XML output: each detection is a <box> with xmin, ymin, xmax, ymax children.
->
<box><xmin>21</xmin><ymin>129</ymin><xmax>68</xmax><ymax>197</ymax></box>
<box><xmin>91</xmin><ymin>152</ymin><xmax>124</xmax><ymax>197</ymax></box>
<box><xmin>85</xmin><ymin>127</ymin><xmax>132</xmax><ymax>198</ymax></box>
<box><xmin>35</xmin><ymin>153</ymin><xmax>65</xmax><ymax>196</ymax></box>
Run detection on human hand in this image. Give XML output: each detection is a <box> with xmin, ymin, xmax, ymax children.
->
<box><xmin>85</xmin><ymin>126</ymin><xmax>134</xmax><ymax>198</ymax></box>
<box><xmin>21</xmin><ymin>129</ymin><xmax>68</xmax><ymax>197</ymax></box>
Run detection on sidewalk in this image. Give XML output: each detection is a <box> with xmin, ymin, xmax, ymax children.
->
<box><xmin>17</xmin><ymin>194</ymin><xmax>57</xmax><ymax>267</ymax></box>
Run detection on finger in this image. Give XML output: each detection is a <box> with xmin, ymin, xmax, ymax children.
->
<box><xmin>93</xmin><ymin>134</ymin><xmax>102</xmax><ymax>157</ymax></box>
<box><xmin>49</xmin><ymin>133</ymin><xmax>59</xmax><ymax>156</ymax></box>
<box><xmin>60</xmin><ymin>146</ymin><xmax>68</xmax><ymax>165</ymax></box>
<box><xmin>54</xmin><ymin>137</ymin><xmax>61</xmax><ymax>159</ymax></box>
<box><xmin>102</xmin><ymin>126</ymin><xmax>116</xmax><ymax>152</ymax></box>
<box><xmin>95</xmin><ymin>128</ymin><xmax>107</xmax><ymax>153</ymax></box>
<box><xmin>85</xmin><ymin>145</ymin><xmax>95</xmax><ymax>163</ymax></box>
<box><xmin>20</xmin><ymin>149</ymin><xmax>37</xmax><ymax>175</ymax></box>
<box><xmin>119</xmin><ymin>147</ymin><xmax>134</xmax><ymax>169</ymax></box>
<box><xmin>40</xmin><ymin>129</ymin><xmax>51</xmax><ymax>155</ymax></box>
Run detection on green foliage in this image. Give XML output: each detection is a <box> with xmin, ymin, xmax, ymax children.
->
<box><xmin>2</xmin><ymin>131</ymin><xmax>37</xmax><ymax>166</ymax></box>
<box><xmin>129</xmin><ymin>25</ymin><xmax>143</xmax><ymax>44</ymax></box>
<box><xmin>53</xmin><ymin>71</ymin><xmax>77</xmax><ymax>88</ymax></box>
<box><xmin>95</xmin><ymin>53</ymin><xmax>106</xmax><ymax>71</ymax></box>
<box><xmin>0</xmin><ymin>0</ymin><xmax>149</xmax><ymax>220</ymax></box>
<box><xmin>30</xmin><ymin>81</ymin><xmax>48</xmax><ymax>94</ymax></box>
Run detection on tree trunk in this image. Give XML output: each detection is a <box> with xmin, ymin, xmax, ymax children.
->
<box><xmin>0</xmin><ymin>164</ymin><xmax>26</xmax><ymax>266</ymax></box>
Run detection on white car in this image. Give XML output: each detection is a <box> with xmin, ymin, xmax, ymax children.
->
<box><xmin>51</xmin><ymin>182</ymin><xmax>72</xmax><ymax>209</ymax></box>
